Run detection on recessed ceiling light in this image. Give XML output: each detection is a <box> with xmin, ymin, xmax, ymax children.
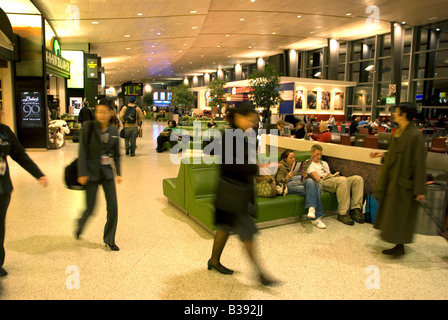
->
<box><xmin>156</xmin><ymin>32</ymin><xmax>161</xmax><ymax>35</ymax></box>
<box><xmin>240</xmin><ymin>18</ymin><xmax>245</xmax><ymax>21</ymax></box>
<box><xmin>272</xmin><ymin>32</ymin><xmax>276</xmax><ymax>35</ymax></box>
<box><xmin>226</xmin><ymin>34</ymin><xmax>230</xmax><ymax>37</ymax></box>
<box><xmin>124</xmin><ymin>35</ymin><xmax>131</xmax><ymax>38</ymax></box>
<box><xmin>346</xmin><ymin>13</ymin><xmax>351</xmax><ymax>16</ymax></box>
<box><xmin>137</xmin><ymin>13</ymin><xmax>143</xmax><ymax>16</ymax></box>
<box><xmin>192</xmin><ymin>26</ymin><xmax>198</xmax><ymax>29</ymax></box>
<box><xmin>126</xmin><ymin>48</ymin><xmax>131</xmax><ymax>50</ymax></box>
<box><xmin>92</xmin><ymin>21</ymin><xmax>99</xmax><ymax>24</ymax></box>
<box><xmin>190</xmin><ymin>10</ymin><xmax>197</xmax><ymax>13</ymax></box>
<box><xmin>297</xmin><ymin>16</ymin><xmax>302</xmax><ymax>18</ymax></box>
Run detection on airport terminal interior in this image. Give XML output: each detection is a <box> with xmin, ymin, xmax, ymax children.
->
<box><xmin>0</xmin><ymin>0</ymin><xmax>448</xmax><ymax>300</ymax></box>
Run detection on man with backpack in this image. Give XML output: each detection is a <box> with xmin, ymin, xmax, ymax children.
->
<box><xmin>119</xmin><ymin>96</ymin><xmax>143</xmax><ymax>156</ymax></box>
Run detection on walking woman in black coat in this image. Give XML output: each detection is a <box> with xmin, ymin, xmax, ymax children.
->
<box><xmin>0</xmin><ymin>110</ymin><xmax>48</xmax><ymax>277</ymax></box>
<box><xmin>208</xmin><ymin>105</ymin><xmax>277</xmax><ymax>286</ymax></box>
<box><xmin>76</xmin><ymin>101</ymin><xmax>122</xmax><ymax>251</ymax></box>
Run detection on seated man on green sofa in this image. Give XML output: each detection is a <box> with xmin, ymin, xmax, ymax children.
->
<box><xmin>275</xmin><ymin>149</ymin><xmax>326</xmax><ymax>229</ymax></box>
<box><xmin>305</xmin><ymin>144</ymin><xmax>365</xmax><ymax>226</ymax></box>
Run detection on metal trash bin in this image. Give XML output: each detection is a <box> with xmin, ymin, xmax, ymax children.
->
<box><xmin>415</xmin><ymin>183</ymin><xmax>448</xmax><ymax>236</ymax></box>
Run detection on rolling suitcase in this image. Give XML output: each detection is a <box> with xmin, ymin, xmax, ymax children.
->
<box><xmin>415</xmin><ymin>182</ymin><xmax>448</xmax><ymax>241</ymax></box>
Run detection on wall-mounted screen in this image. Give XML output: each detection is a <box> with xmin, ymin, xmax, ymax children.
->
<box><xmin>153</xmin><ymin>90</ymin><xmax>172</xmax><ymax>106</ymax></box>
<box><xmin>19</xmin><ymin>91</ymin><xmax>44</xmax><ymax>128</ymax></box>
<box><xmin>124</xmin><ymin>83</ymin><xmax>143</xmax><ymax>96</ymax></box>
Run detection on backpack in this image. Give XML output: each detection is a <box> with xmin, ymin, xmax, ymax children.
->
<box><xmin>124</xmin><ymin>106</ymin><xmax>137</xmax><ymax>124</ymax></box>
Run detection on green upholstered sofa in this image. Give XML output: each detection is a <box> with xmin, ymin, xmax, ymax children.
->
<box><xmin>163</xmin><ymin>151</ymin><xmax>338</xmax><ymax>233</ymax></box>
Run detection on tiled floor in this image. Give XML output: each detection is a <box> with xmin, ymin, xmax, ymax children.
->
<box><xmin>1</xmin><ymin>120</ymin><xmax>447</xmax><ymax>300</ymax></box>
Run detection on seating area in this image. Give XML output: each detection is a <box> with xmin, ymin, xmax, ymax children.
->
<box><xmin>163</xmin><ymin>151</ymin><xmax>338</xmax><ymax>233</ymax></box>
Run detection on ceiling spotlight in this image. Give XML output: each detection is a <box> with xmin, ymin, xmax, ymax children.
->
<box><xmin>297</xmin><ymin>15</ymin><xmax>302</xmax><ymax>18</ymax></box>
<box><xmin>240</xmin><ymin>18</ymin><xmax>245</xmax><ymax>21</ymax></box>
<box><xmin>92</xmin><ymin>21</ymin><xmax>99</xmax><ymax>24</ymax></box>
<box><xmin>365</xmin><ymin>65</ymin><xmax>375</xmax><ymax>72</ymax></box>
<box><xmin>190</xmin><ymin>10</ymin><xmax>197</xmax><ymax>13</ymax></box>
<box><xmin>137</xmin><ymin>13</ymin><xmax>143</xmax><ymax>16</ymax></box>
<box><xmin>124</xmin><ymin>35</ymin><xmax>131</xmax><ymax>38</ymax></box>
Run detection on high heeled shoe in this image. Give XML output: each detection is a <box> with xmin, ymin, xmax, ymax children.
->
<box><xmin>105</xmin><ymin>243</ymin><xmax>120</xmax><ymax>251</ymax></box>
<box><xmin>259</xmin><ymin>273</ymin><xmax>279</xmax><ymax>287</ymax></box>
<box><xmin>207</xmin><ymin>260</ymin><xmax>234</xmax><ymax>275</ymax></box>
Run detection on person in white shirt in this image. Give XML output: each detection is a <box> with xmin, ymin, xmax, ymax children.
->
<box><xmin>304</xmin><ymin>144</ymin><xmax>365</xmax><ymax>225</ymax></box>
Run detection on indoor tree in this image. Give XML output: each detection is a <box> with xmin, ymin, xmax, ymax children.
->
<box><xmin>248</xmin><ymin>64</ymin><xmax>283</xmax><ymax>123</ymax></box>
<box><xmin>169</xmin><ymin>84</ymin><xmax>196</xmax><ymax>112</ymax></box>
<box><xmin>207</xmin><ymin>78</ymin><xmax>227</xmax><ymax>114</ymax></box>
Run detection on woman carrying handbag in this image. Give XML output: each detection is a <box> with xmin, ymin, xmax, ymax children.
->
<box><xmin>209</xmin><ymin>104</ymin><xmax>278</xmax><ymax>286</ymax></box>
<box><xmin>76</xmin><ymin>100</ymin><xmax>122</xmax><ymax>251</ymax></box>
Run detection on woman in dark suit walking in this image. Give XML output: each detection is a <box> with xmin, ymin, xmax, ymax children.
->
<box><xmin>76</xmin><ymin>101</ymin><xmax>122</xmax><ymax>251</ymax></box>
<box><xmin>208</xmin><ymin>104</ymin><xmax>277</xmax><ymax>286</ymax></box>
<box><xmin>0</xmin><ymin>110</ymin><xmax>48</xmax><ymax>277</ymax></box>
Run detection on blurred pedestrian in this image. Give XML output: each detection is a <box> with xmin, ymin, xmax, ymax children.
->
<box><xmin>0</xmin><ymin>109</ymin><xmax>48</xmax><ymax>277</ymax></box>
<box><xmin>76</xmin><ymin>101</ymin><xmax>122</xmax><ymax>251</ymax></box>
<box><xmin>209</xmin><ymin>104</ymin><xmax>277</xmax><ymax>286</ymax></box>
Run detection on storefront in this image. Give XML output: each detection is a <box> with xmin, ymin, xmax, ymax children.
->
<box><xmin>0</xmin><ymin>8</ymin><xmax>19</xmax><ymax>130</ymax></box>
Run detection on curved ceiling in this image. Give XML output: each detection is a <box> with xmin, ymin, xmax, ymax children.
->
<box><xmin>31</xmin><ymin>0</ymin><xmax>448</xmax><ymax>86</ymax></box>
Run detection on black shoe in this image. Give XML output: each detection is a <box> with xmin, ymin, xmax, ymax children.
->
<box><xmin>382</xmin><ymin>245</ymin><xmax>405</xmax><ymax>257</ymax></box>
<box><xmin>105</xmin><ymin>243</ymin><xmax>120</xmax><ymax>251</ymax></box>
<box><xmin>125</xmin><ymin>149</ymin><xmax>130</xmax><ymax>156</ymax></box>
<box><xmin>259</xmin><ymin>273</ymin><xmax>279</xmax><ymax>287</ymax></box>
<box><xmin>349</xmin><ymin>208</ymin><xmax>365</xmax><ymax>223</ymax></box>
<box><xmin>130</xmin><ymin>153</ymin><xmax>135</xmax><ymax>157</ymax></box>
<box><xmin>338</xmin><ymin>214</ymin><xmax>354</xmax><ymax>225</ymax></box>
<box><xmin>0</xmin><ymin>267</ymin><xmax>7</xmax><ymax>277</ymax></box>
<box><xmin>207</xmin><ymin>260</ymin><xmax>234</xmax><ymax>275</ymax></box>
<box><xmin>156</xmin><ymin>150</ymin><xmax>163</xmax><ymax>153</ymax></box>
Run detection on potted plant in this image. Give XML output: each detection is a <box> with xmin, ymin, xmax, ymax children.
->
<box><xmin>249</xmin><ymin>64</ymin><xmax>283</xmax><ymax>123</ymax></box>
<box><xmin>169</xmin><ymin>84</ymin><xmax>196</xmax><ymax>112</ymax></box>
<box><xmin>207</xmin><ymin>78</ymin><xmax>227</xmax><ymax>115</ymax></box>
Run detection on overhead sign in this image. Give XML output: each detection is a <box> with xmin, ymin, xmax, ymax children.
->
<box><xmin>87</xmin><ymin>58</ymin><xmax>98</xmax><ymax>78</ymax></box>
<box><xmin>45</xmin><ymin>50</ymin><xmax>70</xmax><ymax>78</ymax></box>
<box><xmin>52</xmin><ymin>37</ymin><xmax>61</xmax><ymax>56</ymax></box>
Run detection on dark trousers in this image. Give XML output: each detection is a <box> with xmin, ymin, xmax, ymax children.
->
<box><xmin>157</xmin><ymin>135</ymin><xmax>171</xmax><ymax>151</ymax></box>
<box><xmin>124</xmin><ymin>127</ymin><xmax>139</xmax><ymax>155</ymax></box>
<box><xmin>77</xmin><ymin>179</ymin><xmax>118</xmax><ymax>245</ymax></box>
<box><xmin>0</xmin><ymin>193</ymin><xmax>11</xmax><ymax>267</ymax></box>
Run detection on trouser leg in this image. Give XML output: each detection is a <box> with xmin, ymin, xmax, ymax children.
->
<box><xmin>101</xmin><ymin>179</ymin><xmax>118</xmax><ymax>245</ymax></box>
<box><xmin>0</xmin><ymin>193</ymin><xmax>11</xmax><ymax>267</ymax></box>
<box><xmin>304</xmin><ymin>178</ymin><xmax>324</xmax><ymax>219</ymax></box>
<box><xmin>347</xmin><ymin>175</ymin><xmax>364</xmax><ymax>210</ymax></box>
<box><xmin>77</xmin><ymin>181</ymin><xmax>99</xmax><ymax>235</ymax></box>
<box><xmin>129</xmin><ymin>127</ymin><xmax>138</xmax><ymax>154</ymax></box>
<box><xmin>323</xmin><ymin>176</ymin><xmax>350</xmax><ymax>215</ymax></box>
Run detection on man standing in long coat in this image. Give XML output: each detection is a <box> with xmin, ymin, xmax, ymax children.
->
<box><xmin>370</xmin><ymin>103</ymin><xmax>426</xmax><ymax>257</ymax></box>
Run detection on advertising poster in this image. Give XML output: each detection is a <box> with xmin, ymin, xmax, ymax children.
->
<box><xmin>334</xmin><ymin>92</ymin><xmax>344</xmax><ymax>110</ymax></box>
<box><xmin>295</xmin><ymin>89</ymin><xmax>303</xmax><ymax>109</ymax></box>
<box><xmin>307</xmin><ymin>91</ymin><xmax>317</xmax><ymax>110</ymax></box>
<box><xmin>321</xmin><ymin>91</ymin><xmax>331</xmax><ymax>110</ymax></box>
<box><xmin>20</xmin><ymin>91</ymin><xmax>44</xmax><ymax>128</ymax></box>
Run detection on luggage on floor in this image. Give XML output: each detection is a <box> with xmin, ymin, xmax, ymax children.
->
<box><xmin>365</xmin><ymin>194</ymin><xmax>379</xmax><ymax>224</ymax></box>
<box><xmin>415</xmin><ymin>182</ymin><xmax>448</xmax><ymax>241</ymax></box>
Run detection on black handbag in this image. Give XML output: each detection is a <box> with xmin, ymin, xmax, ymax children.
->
<box><xmin>64</xmin><ymin>159</ymin><xmax>86</xmax><ymax>190</ymax></box>
<box><xmin>64</xmin><ymin>122</ymin><xmax>93</xmax><ymax>190</ymax></box>
<box><xmin>215</xmin><ymin>177</ymin><xmax>254</xmax><ymax>215</ymax></box>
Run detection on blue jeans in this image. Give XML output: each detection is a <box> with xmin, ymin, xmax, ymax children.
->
<box><xmin>287</xmin><ymin>177</ymin><xmax>324</xmax><ymax>220</ymax></box>
<box><xmin>124</xmin><ymin>127</ymin><xmax>139</xmax><ymax>155</ymax></box>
